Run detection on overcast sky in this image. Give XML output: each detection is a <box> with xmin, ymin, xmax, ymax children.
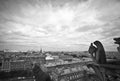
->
<box><xmin>0</xmin><ymin>0</ymin><xmax>120</xmax><ymax>51</ymax></box>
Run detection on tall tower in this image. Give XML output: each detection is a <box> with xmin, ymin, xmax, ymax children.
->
<box><xmin>39</xmin><ymin>48</ymin><xmax>43</xmax><ymax>54</ymax></box>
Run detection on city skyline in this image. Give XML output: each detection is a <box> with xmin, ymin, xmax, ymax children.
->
<box><xmin>0</xmin><ymin>0</ymin><xmax>120</xmax><ymax>51</ymax></box>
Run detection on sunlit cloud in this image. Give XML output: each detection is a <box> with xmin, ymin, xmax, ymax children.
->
<box><xmin>0</xmin><ymin>0</ymin><xmax>120</xmax><ymax>51</ymax></box>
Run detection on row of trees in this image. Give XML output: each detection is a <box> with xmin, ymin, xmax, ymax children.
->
<box><xmin>0</xmin><ymin>65</ymin><xmax>52</xmax><ymax>81</ymax></box>
<box><xmin>0</xmin><ymin>70</ymin><xmax>33</xmax><ymax>80</ymax></box>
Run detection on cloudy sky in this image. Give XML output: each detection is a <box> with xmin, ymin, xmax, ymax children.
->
<box><xmin>0</xmin><ymin>0</ymin><xmax>120</xmax><ymax>51</ymax></box>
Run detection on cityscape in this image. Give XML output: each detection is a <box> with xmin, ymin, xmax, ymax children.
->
<box><xmin>0</xmin><ymin>49</ymin><xmax>119</xmax><ymax>81</ymax></box>
<box><xmin>0</xmin><ymin>0</ymin><xmax>120</xmax><ymax>81</ymax></box>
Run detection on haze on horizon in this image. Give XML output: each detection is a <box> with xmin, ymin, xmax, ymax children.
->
<box><xmin>0</xmin><ymin>0</ymin><xmax>120</xmax><ymax>51</ymax></box>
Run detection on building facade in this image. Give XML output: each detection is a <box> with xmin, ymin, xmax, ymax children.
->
<box><xmin>1</xmin><ymin>59</ymin><xmax>32</xmax><ymax>71</ymax></box>
<box><xmin>46</xmin><ymin>61</ymin><xmax>92</xmax><ymax>81</ymax></box>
